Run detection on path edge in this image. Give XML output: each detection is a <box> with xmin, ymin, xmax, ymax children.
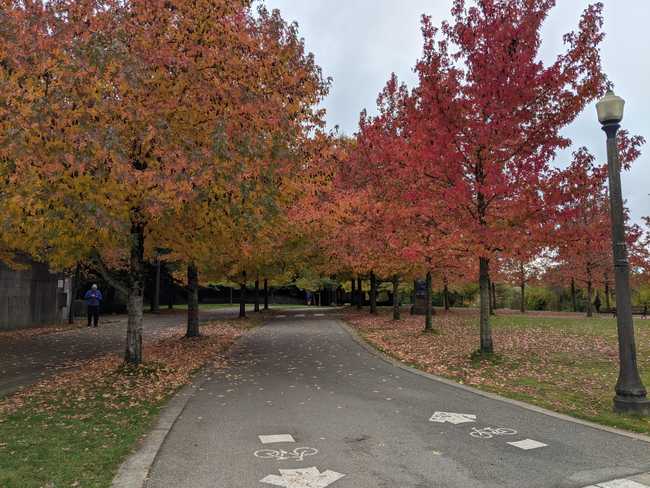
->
<box><xmin>111</xmin><ymin>371</ymin><xmax>210</xmax><ymax>488</ymax></box>
<box><xmin>111</xmin><ymin>331</ymin><xmax>250</xmax><ymax>488</ymax></box>
<box><xmin>336</xmin><ymin>318</ymin><xmax>650</xmax><ymax>445</ymax></box>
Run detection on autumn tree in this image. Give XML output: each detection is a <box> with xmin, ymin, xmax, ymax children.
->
<box><xmin>552</xmin><ymin>137</ymin><xmax>645</xmax><ymax>316</ymax></box>
<box><xmin>395</xmin><ymin>0</ymin><xmax>607</xmax><ymax>352</ymax></box>
<box><xmin>0</xmin><ymin>1</ymin><xmax>327</xmax><ymax>362</ymax></box>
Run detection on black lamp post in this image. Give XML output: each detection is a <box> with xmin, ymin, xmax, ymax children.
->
<box><xmin>596</xmin><ymin>90</ymin><xmax>650</xmax><ymax>415</ymax></box>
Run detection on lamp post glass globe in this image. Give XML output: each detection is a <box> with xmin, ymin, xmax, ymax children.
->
<box><xmin>596</xmin><ymin>90</ymin><xmax>625</xmax><ymax>125</ymax></box>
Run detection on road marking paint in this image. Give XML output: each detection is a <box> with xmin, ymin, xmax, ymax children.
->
<box><xmin>594</xmin><ymin>480</ymin><xmax>650</xmax><ymax>488</ymax></box>
<box><xmin>276</xmin><ymin>315</ymin><xmax>287</xmax><ymax>318</ymax></box>
<box><xmin>260</xmin><ymin>467</ymin><xmax>345</xmax><ymax>488</ymax></box>
<box><xmin>259</xmin><ymin>434</ymin><xmax>295</xmax><ymax>444</ymax></box>
<box><xmin>469</xmin><ymin>426</ymin><xmax>517</xmax><ymax>439</ymax></box>
<box><xmin>429</xmin><ymin>411</ymin><xmax>477</xmax><ymax>424</ymax></box>
<box><xmin>507</xmin><ymin>439</ymin><xmax>547</xmax><ymax>450</ymax></box>
<box><xmin>255</xmin><ymin>447</ymin><xmax>318</xmax><ymax>461</ymax></box>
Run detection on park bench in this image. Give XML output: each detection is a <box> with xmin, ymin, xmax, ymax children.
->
<box><xmin>600</xmin><ymin>306</ymin><xmax>648</xmax><ymax>318</ymax></box>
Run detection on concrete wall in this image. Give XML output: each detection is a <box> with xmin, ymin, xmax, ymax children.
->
<box><xmin>0</xmin><ymin>260</ymin><xmax>68</xmax><ymax>330</ymax></box>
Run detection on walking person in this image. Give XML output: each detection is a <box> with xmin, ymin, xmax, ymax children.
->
<box><xmin>84</xmin><ymin>284</ymin><xmax>103</xmax><ymax>327</ymax></box>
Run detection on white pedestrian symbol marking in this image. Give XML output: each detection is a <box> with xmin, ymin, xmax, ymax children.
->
<box><xmin>429</xmin><ymin>411</ymin><xmax>477</xmax><ymax>424</ymax></box>
<box><xmin>260</xmin><ymin>467</ymin><xmax>345</xmax><ymax>488</ymax></box>
<box><xmin>255</xmin><ymin>447</ymin><xmax>319</xmax><ymax>461</ymax></box>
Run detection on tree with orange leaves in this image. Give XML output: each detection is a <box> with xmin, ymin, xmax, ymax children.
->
<box><xmin>0</xmin><ymin>0</ymin><xmax>327</xmax><ymax>363</ymax></box>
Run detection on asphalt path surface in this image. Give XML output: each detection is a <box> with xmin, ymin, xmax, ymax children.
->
<box><xmin>0</xmin><ymin>306</ymin><xmax>260</xmax><ymax>398</ymax></box>
<box><xmin>147</xmin><ymin>315</ymin><xmax>650</xmax><ymax>488</ymax></box>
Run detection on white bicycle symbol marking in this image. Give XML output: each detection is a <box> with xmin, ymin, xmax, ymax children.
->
<box><xmin>254</xmin><ymin>447</ymin><xmax>319</xmax><ymax>461</ymax></box>
<box><xmin>469</xmin><ymin>427</ymin><xmax>518</xmax><ymax>439</ymax></box>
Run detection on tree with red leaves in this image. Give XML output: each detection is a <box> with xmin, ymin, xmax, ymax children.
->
<box><xmin>398</xmin><ymin>0</ymin><xmax>607</xmax><ymax>353</ymax></box>
<box><xmin>552</xmin><ymin>134</ymin><xmax>645</xmax><ymax>317</ymax></box>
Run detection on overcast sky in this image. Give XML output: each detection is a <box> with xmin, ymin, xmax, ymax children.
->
<box><xmin>262</xmin><ymin>0</ymin><xmax>649</xmax><ymax>224</ymax></box>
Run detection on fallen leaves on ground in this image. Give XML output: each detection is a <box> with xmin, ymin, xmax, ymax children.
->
<box><xmin>0</xmin><ymin>321</ymin><xmax>244</xmax><ymax>416</ymax></box>
<box><xmin>345</xmin><ymin>309</ymin><xmax>650</xmax><ymax>433</ymax></box>
<box><xmin>0</xmin><ymin>323</ymin><xmax>85</xmax><ymax>342</ymax></box>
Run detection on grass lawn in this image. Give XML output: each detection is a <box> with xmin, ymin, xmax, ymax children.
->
<box><xmin>0</xmin><ymin>388</ymin><xmax>161</xmax><ymax>487</ymax></box>
<box><xmin>0</xmin><ymin>320</ymin><xmax>250</xmax><ymax>488</ymax></box>
<box><xmin>345</xmin><ymin>308</ymin><xmax>650</xmax><ymax>435</ymax></box>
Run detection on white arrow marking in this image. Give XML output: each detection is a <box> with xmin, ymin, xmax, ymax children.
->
<box><xmin>260</xmin><ymin>467</ymin><xmax>345</xmax><ymax>488</ymax></box>
<box><xmin>429</xmin><ymin>411</ymin><xmax>477</xmax><ymax>424</ymax></box>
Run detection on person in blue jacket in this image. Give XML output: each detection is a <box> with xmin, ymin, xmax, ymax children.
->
<box><xmin>84</xmin><ymin>284</ymin><xmax>103</xmax><ymax>327</ymax></box>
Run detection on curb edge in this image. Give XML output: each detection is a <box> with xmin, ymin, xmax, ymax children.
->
<box><xmin>110</xmin><ymin>371</ymin><xmax>210</xmax><ymax>488</ymax></box>
<box><xmin>111</xmin><ymin>332</ymin><xmax>250</xmax><ymax>488</ymax></box>
<box><xmin>335</xmin><ymin>318</ymin><xmax>650</xmax><ymax>445</ymax></box>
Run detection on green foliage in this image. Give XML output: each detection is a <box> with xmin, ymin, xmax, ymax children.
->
<box><xmin>633</xmin><ymin>284</ymin><xmax>650</xmax><ymax>307</ymax></box>
<box><xmin>525</xmin><ymin>286</ymin><xmax>556</xmax><ymax>311</ymax></box>
<box><xmin>292</xmin><ymin>270</ymin><xmax>338</xmax><ymax>292</ymax></box>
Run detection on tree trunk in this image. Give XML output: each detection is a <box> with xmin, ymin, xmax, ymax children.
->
<box><xmin>392</xmin><ymin>276</ymin><xmax>401</xmax><ymax>320</ymax></box>
<box><xmin>491</xmin><ymin>281</ymin><xmax>497</xmax><ymax>312</ymax></box>
<box><xmin>520</xmin><ymin>280</ymin><xmax>526</xmax><ymax>314</ymax></box>
<box><xmin>351</xmin><ymin>279</ymin><xmax>356</xmax><ymax>307</ymax></box>
<box><xmin>125</xmin><ymin>218</ymin><xmax>145</xmax><ymax>365</ymax></box>
<box><xmin>152</xmin><ymin>255</ymin><xmax>161</xmax><ymax>313</ymax></box>
<box><xmin>586</xmin><ymin>278</ymin><xmax>593</xmax><ymax>318</ymax></box>
<box><xmin>604</xmin><ymin>276</ymin><xmax>611</xmax><ymax>310</ymax></box>
<box><xmin>370</xmin><ymin>271</ymin><xmax>378</xmax><ymax>314</ymax></box>
<box><xmin>412</xmin><ymin>280</ymin><xmax>417</xmax><ymax>310</ymax></box>
<box><xmin>229</xmin><ymin>286</ymin><xmax>233</xmax><ymax>305</ymax></box>
<box><xmin>479</xmin><ymin>257</ymin><xmax>493</xmax><ymax>354</ymax></box>
<box><xmin>488</xmin><ymin>277</ymin><xmax>494</xmax><ymax>315</ymax></box>
<box><xmin>571</xmin><ymin>278</ymin><xmax>577</xmax><ymax>312</ymax></box>
<box><xmin>264</xmin><ymin>279</ymin><xmax>269</xmax><ymax>310</ymax></box>
<box><xmin>356</xmin><ymin>277</ymin><xmax>362</xmax><ymax>309</ymax></box>
<box><xmin>68</xmin><ymin>263</ymin><xmax>81</xmax><ymax>324</ymax></box>
<box><xmin>186</xmin><ymin>263</ymin><xmax>199</xmax><ymax>337</ymax></box>
<box><xmin>239</xmin><ymin>275</ymin><xmax>246</xmax><ymax>318</ymax></box>
<box><xmin>254</xmin><ymin>278</ymin><xmax>260</xmax><ymax>312</ymax></box>
<box><xmin>443</xmin><ymin>281</ymin><xmax>450</xmax><ymax>312</ymax></box>
<box><xmin>167</xmin><ymin>283</ymin><xmax>174</xmax><ymax>309</ymax></box>
<box><xmin>424</xmin><ymin>271</ymin><xmax>433</xmax><ymax>331</ymax></box>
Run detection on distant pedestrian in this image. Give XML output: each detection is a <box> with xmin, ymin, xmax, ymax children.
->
<box><xmin>84</xmin><ymin>284</ymin><xmax>103</xmax><ymax>327</ymax></box>
<box><xmin>593</xmin><ymin>294</ymin><xmax>601</xmax><ymax>314</ymax></box>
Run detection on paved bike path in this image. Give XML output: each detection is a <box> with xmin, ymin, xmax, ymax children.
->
<box><xmin>0</xmin><ymin>307</ymin><xmax>255</xmax><ymax>398</ymax></box>
<box><xmin>146</xmin><ymin>317</ymin><xmax>650</xmax><ymax>488</ymax></box>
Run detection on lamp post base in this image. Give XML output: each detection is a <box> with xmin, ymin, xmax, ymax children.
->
<box><xmin>614</xmin><ymin>395</ymin><xmax>650</xmax><ymax>415</ymax></box>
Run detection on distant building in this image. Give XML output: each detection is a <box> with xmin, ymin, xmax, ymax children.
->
<box><xmin>0</xmin><ymin>258</ymin><xmax>71</xmax><ymax>330</ymax></box>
